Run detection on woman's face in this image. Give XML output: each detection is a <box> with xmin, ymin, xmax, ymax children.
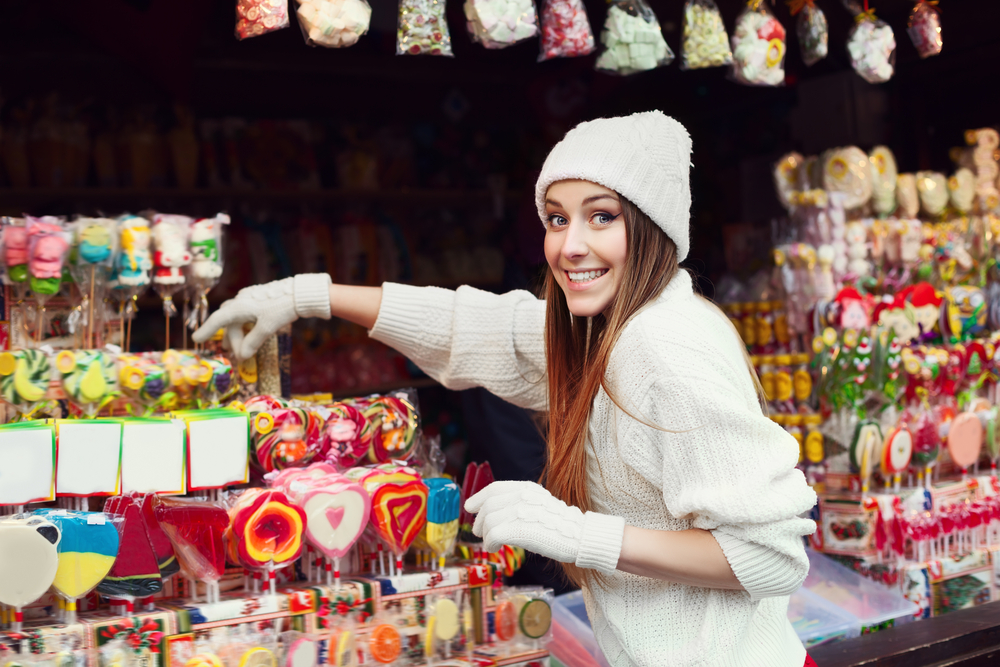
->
<box><xmin>543</xmin><ymin>180</ymin><xmax>628</xmax><ymax>317</ymax></box>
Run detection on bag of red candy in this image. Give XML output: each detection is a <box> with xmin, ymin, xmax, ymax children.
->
<box><xmin>236</xmin><ymin>0</ymin><xmax>290</xmax><ymax>40</ymax></box>
<box><xmin>538</xmin><ymin>0</ymin><xmax>595</xmax><ymax>61</ymax></box>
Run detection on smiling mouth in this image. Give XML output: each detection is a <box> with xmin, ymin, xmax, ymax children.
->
<box><xmin>566</xmin><ymin>269</ymin><xmax>608</xmax><ymax>284</ymax></box>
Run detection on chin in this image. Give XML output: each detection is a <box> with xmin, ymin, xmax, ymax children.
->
<box><xmin>564</xmin><ymin>295</ymin><xmax>612</xmax><ymax>318</ymax></box>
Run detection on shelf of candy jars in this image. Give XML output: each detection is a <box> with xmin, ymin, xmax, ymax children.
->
<box><xmin>722</xmin><ymin>128</ymin><xmax>1000</xmax><ymax>621</ymax></box>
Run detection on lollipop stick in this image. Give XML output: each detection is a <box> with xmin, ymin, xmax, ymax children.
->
<box><xmin>66</xmin><ymin>599</ymin><xmax>76</xmax><ymax>626</ymax></box>
<box><xmin>88</xmin><ymin>265</ymin><xmax>96</xmax><ymax>348</ymax></box>
<box><xmin>334</xmin><ymin>557</ymin><xmax>341</xmax><ymax>591</ymax></box>
<box><xmin>35</xmin><ymin>307</ymin><xmax>43</xmax><ymax>344</ymax></box>
<box><xmin>13</xmin><ymin>606</ymin><xmax>21</xmax><ymax>633</ymax></box>
<box><xmin>182</xmin><ymin>295</ymin><xmax>189</xmax><ymax>350</ymax></box>
<box><xmin>126</xmin><ymin>309</ymin><xmax>133</xmax><ymax>352</ymax></box>
<box><xmin>165</xmin><ymin>314</ymin><xmax>170</xmax><ymax>350</ymax></box>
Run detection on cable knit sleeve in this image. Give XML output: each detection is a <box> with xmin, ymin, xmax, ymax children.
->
<box><xmin>369</xmin><ymin>282</ymin><xmax>548</xmax><ymax>411</ymax></box>
<box><xmin>610</xmin><ymin>296</ymin><xmax>817</xmax><ymax>602</ymax></box>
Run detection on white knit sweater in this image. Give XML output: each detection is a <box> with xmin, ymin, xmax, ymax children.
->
<box><xmin>370</xmin><ymin>271</ymin><xmax>817</xmax><ymax>667</ymax></box>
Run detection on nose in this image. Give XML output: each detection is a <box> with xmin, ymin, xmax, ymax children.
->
<box><xmin>561</xmin><ymin>219</ymin><xmax>589</xmax><ymax>261</ymax></box>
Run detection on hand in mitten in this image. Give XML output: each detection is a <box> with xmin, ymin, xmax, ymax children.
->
<box><xmin>464</xmin><ymin>481</ymin><xmax>625</xmax><ymax>573</ymax></box>
<box><xmin>192</xmin><ymin>274</ymin><xmax>332</xmax><ymax>359</ymax></box>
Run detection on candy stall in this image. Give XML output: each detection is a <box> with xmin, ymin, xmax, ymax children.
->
<box><xmin>721</xmin><ymin>126</ymin><xmax>1000</xmax><ymax>642</ymax></box>
<box><xmin>0</xmin><ymin>213</ymin><xmax>550</xmax><ymax>667</ymax></box>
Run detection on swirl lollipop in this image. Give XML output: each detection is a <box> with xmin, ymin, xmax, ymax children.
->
<box><xmin>358</xmin><ymin>396</ymin><xmax>418</xmax><ymax>463</ymax></box>
<box><xmin>349</xmin><ymin>463</ymin><xmax>427</xmax><ymax>574</ymax></box>
<box><xmin>0</xmin><ymin>349</ymin><xmax>52</xmax><ymax>414</ymax></box>
<box><xmin>225</xmin><ymin>488</ymin><xmax>305</xmax><ymax>594</ymax></box>
<box><xmin>252</xmin><ymin>408</ymin><xmax>325</xmax><ymax>473</ymax></box>
<box><xmin>320</xmin><ymin>402</ymin><xmax>372</xmax><ymax>468</ymax></box>
<box><xmin>57</xmin><ymin>349</ymin><xmax>117</xmax><ymax>417</ymax></box>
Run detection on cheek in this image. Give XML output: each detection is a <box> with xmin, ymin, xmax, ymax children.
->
<box><xmin>543</xmin><ymin>232</ymin><xmax>562</xmax><ymax>271</ymax></box>
<box><xmin>607</xmin><ymin>226</ymin><xmax>629</xmax><ymax>277</ymax></box>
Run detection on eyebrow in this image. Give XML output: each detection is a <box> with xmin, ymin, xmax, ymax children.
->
<box><xmin>545</xmin><ymin>194</ymin><xmax>619</xmax><ymax>208</ymax></box>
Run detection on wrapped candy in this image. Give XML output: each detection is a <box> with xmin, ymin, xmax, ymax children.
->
<box><xmin>225</xmin><ymin>488</ymin><xmax>305</xmax><ymax>589</ymax></box>
<box><xmin>397</xmin><ymin>0</ymin><xmax>454</xmax><ymax>56</ymax></box>
<box><xmin>118</xmin><ymin>353</ymin><xmax>170</xmax><ymax>414</ymax></box>
<box><xmin>869</xmin><ymin>146</ymin><xmax>898</xmax><ymax>217</ymax></box>
<box><xmin>319</xmin><ymin>402</ymin><xmax>373</xmax><ymax>468</ymax></box>
<box><xmin>680</xmin><ymin>0</ymin><xmax>732</xmax><ymax>70</ymax></box>
<box><xmin>202</xmin><ymin>356</ymin><xmax>237</xmax><ymax>407</ymax></box>
<box><xmin>2</xmin><ymin>217</ymin><xmax>29</xmax><ymax>287</ymax></box>
<box><xmin>56</xmin><ymin>349</ymin><xmax>117</xmax><ymax>417</ymax></box>
<box><xmin>251</xmin><ymin>407</ymin><xmax>325</xmax><ymax>473</ymax></box>
<box><xmin>425</xmin><ymin>477</ymin><xmax>460</xmax><ymax>568</ymax></box>
<box><xmin>296</xmin><ymin>0</ymin><xmax>372</xmax><ymax>47</ymax></box>
<box><xmin>538</xmin><ymin>0</ymin><xmax>594</xmax><ymax>61</ymax></box>
<box><xmin>897</xmin><ymin>174</ymin><xmax>920</xmax><ymax>218</ymax></box>
<box><xmin>465</xmin><ymin>0</ymin><xmax>539</xmax><ymax>49</ymax></box>
<box><xmin>111</xmin><ymin>215</ymin><xmax>153</xmax><ymax>351</ymax></box>
<box><xmin>908</xmin><ymin>0</ymin><xmax>942</xmax><ymax>59</ymax></box>
<box><xmin>847</xmin><ymin>6</ymin><xmax>896</xmax><ymax>84</ymax></box>
<box><xmin>97</xmin><ymin>495</ymin><xmax>164</xmax><ymax>606</ymax></box>
<box><xmin>949</xmin><ymin>168</ymin><xmax>975</xmax><ymax>214</ymax></box>
<box><xmin>792</xmin><ymin>0</ymin><xmax>827</xmax><ymax>66</ymax></box>
<box><xmin>187</xmin><ymin>214</ymin><xmax>227</xmax><ymax>338</ymax></box>
<box><xmin>0</xmin><ymin>349</ymin><xmax>51</xmax><ymax>413</ymax></box>
<box><xmin>822</xmin><ymin>147</ymin><xmax>872</xmax><ymax>210</ymax></box>
<box><xmin>348</xmin><ymin>464</ymin><xmax>428</xmax><ymax>573</ymax></box>
<box><xmin>236</xmin><ymin>0</ymin><xmax>290</xmax><ymax>40</ymax></box>
<box><xmin>916</xmin><ymin>171</ymin><xmax>949</xmax><ymax>217</ymax></box>
<box><xmin>151</xmin><ymin>214</ymin><xmax>193</xmax><ymax>347</ymax></box>
<box><xmin>353</xmin><ymin>394</ymin><xmax>419</xmax><ymax>463</ymax></box>
<box><xmin>0</xmin><ymin>515</ymin><xmax>60</xmax><ymax>632</ymax></box>
<box><xmin>730</xmin><ymin>1</ymin><xmax>786</xmax><ymax>87</ymax></box>
<box><xmin>26</xmin><ymin>216</ymin><xmax>69</xmax><ymax>297</ymax></box>
<box><xmin>152</xmin><ymin>496</ymin><xmax>229</xmax><ymax>604</ymax></box>
<box><xmin>594</xmin><ymin>0</ymin><xmax>674</xmax><ymax>76</ymax></box>
<box><xmin>71</xmin><ymin>218</ymin><xmax>117</xmax><ymax>347</ymax></box>
<box><xmin>773</xmin><ymin>152</ymin><xmax>806</xmax><ymax>211</ymax></box>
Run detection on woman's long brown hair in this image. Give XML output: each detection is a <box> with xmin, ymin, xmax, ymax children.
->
<box><xmin>541</xmin><ymin>197</ymin><xmax>679</xmax><ymax>587</ymax></box>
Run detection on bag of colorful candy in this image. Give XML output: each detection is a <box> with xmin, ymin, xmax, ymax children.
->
<box><xmin>730</xmin><ymin>0</ymin><xmax>786</xmax><ymax>87</ymax></box>
<box><xmin>594</xmin><ymin>0</ymin><xmax>674</xmax><ymax>76</ymax></box>
<box><xmin>846</xmin><ymin>1</ymin><xmax>896</xmax><ymax>84</ymax></box>
<box><xmin>680</xmin><ymin>0</ymin><xmax>732</xmax><ymax>70</ymax></box>
<box><xmin>397</xmin><ymin>0</ymin><xmax>454</xmax><ymax>55</ymax></box>
<box><xmin>236</xmin><ymin>0</ymin><xmax>290</xmax><ymax>40</ymax></box>
<box><xmin>538</xmin><ymin>0</ymin><xmax>595</xmax><ymax>61</ymax></box>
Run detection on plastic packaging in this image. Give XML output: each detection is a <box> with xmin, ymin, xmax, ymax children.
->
<box><xmin>594</xmin><ymin>0</ymin><xmax>673</xmax><ymax>75</ymax></box>
<box><xmin>151</xmin><ymin>214</ymin><xmax>192</xmax><ymax>318</ymax></box>
<box><xmin>318</xmin><ymin>402</ymin><xmax>373</xmax><ymax>468</ymax></box>
<box><xmin>847</xmin><ymin>6</ymin><xmax>896</xmax><ymax>84</ymax></box>
<box><xmin>187</xmin><ymin>214</ymin><xmax>227</xmax><ymax>338</ymax></box>
<box><xmin>916</xmin><ymin>171</ymin><xmax>948</xmax><ymax>217</ymax></box>
<box><xmin>0</xmin><ymin>514</ymin><xmax>61</xmax><ymax>631</ymax></box>
<box><xmin>680</xmin><ymin>0</ymin><xmax>732</xmax><ymax>70</ymax></box>
<box><xmin>730</xmin><ymin>1</ymin><xmax>785</xmax><ymax>87</ymax></box>
<box><xmin>397</xmin><ymin>0</ymin><xmax>454</xmax><ymax>55</ymax></box>
<box><xmin>538</xmin><ymin>0</ymin><xmax>595</xmax><ymax>61</ymax></box>
<box><xmin>788</xmin><ymin>586</ymin><xmax>860</xmax><ymax>647</ymax></box>
<box><xmin>345</xmin><ymin>394</ymin><xmax>419</xmax><ymax>463</ymax></box>
<box><xmin>794</xmin><ymin>1</ymin><xmax>828</xmax><ymax>66</ymax></box>
<box><xmin>823</xmin><ymin>147</ymin><xmax>873</xmax><ymax>210</ymax></box>
<box><xmin>296</xmin><ymin>0</ymin><xmax>371</xmax><ymax>47</ymax></box>
<box><xmin>97</xmin><ymin>495</ymin><xmax>165</xmax><ymax>604</ymax></box>
<box><xmin>2</xmin><ymin>216</ymin><xmax>29</xmax><ymax>287</ymax></box>
<box><xmin>0</xmin><ymin>348</ymin><xmax>53</xmax><ymax>413</ymax></box>
<box><xmin>70</xmin><ymin>218</ymin><xmax>117</xmax><ymax>347</ymax></box>
<box><xmin>425</xmin><ymin>477</ymin><xmax>460</xmax><ymax>568</ymax></box>
<box><xmin>151</xmin><ymin>496</ymin><xmax>229</xmax><ymax>604</ymax></box>
<box><xmin>869</xmin><ymin>146</ymin><xmax>898</xmax><ymax>217</ymax></box>
<box><xmin>251</xmin><ymin>407</ymin><xmax>325</xmax><ymax>473</ymax></box>
<box><xmin>225</xmin><ymin>488</ymin><xmax>306</xmax><ymax>577</ymax></box>
<box><xmin>908</xmin><ymin>0</ymin><xmax>942</xmax><ymax>59</ymax></box>
<box><xmin>464</xmin><ymin>0</ymin><xmax>539</xmax><ymax>49</ymax></box>
<box><xmin>236</xmin><ymin>0</ymin><xmax>290</xmax><ymax>40</ymax></box>
<box><xmin>551</xmin><ymin>591</ymin><xmax>611</xmax><ymax>667</ymax></box>
<box><xmin>118</xmin><ymin>353</ymin><xmax>170</xmax><ymax>415</ymax></box>
<box><xmin>347</xmin><ymin>462</ymin><xmax>428</xmax><ymax>573</ymax></box>
<box><xmin>111</xmin><ymin>215</ymin><xmax>153</xmax><ymax>351</ymax></box>
<box><xmin>57</xmin><ymin>349</ymin><xmax>117</xmax><ymax>417</ymax></box>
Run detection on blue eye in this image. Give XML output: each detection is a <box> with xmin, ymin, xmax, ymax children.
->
<box><xmin>593</xmin><ymin>212</ymin><xmax>620</xmax><ymax>225</ymax></box>
<box><xmin>546</xmin><ymin>215</ymin><xmax>568</xmax><ymax>228</ymax></box>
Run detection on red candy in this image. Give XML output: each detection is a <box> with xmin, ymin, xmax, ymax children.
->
<box><xmin>539</xmin><ymin>0</ymin><xmax>595</xmax><ymax>61</ymax></box>
<box><xmin>153</xmin><ymin>496</ymin><xmax>230</xmax><ymax>583</ymax></box>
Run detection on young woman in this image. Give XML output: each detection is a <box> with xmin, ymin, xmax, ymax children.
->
<box><xmin>195</xmin><ymin>111</ymin><xmax>818</xmax><ymax>667</ymax></box>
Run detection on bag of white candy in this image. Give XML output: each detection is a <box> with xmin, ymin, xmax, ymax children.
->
<box><xmin>730</xmin><ymin>0</ymin><xmax>786</xmax><ymax>86</ymax></box>
<box><xmin>846</xmin><ymin>2</ymin><xmax>895</xmax><ymax>84</ymax></box>
<box><xmin>397</xmin><ymin>0</ymin><xmax>454</xmax><ymax>55</ymax></box>
<box><xmin>464</xmin><ymin>0</ymin><xmax>539</xmax><ymax>49</ymax></box>
<box><xmin>297</xmin><ymin>0</ymin><xmax>372</xmax><ymax>47</ymax></box>
<box><xmin>594</xmin><ymin>0</ymin><xmax>674</xmax><ymax>76</ymax></box>
<box><xmin>680</xmin><ymin>0</ymin><xmax>731</xmax><ymax>70</ymax></box>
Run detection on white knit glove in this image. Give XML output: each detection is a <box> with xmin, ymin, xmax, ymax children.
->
<box><xmin>192</xmin><ymin>274</ymin><xmax>332</xmax><ymax>360</ymax></box>
<box><xmin>465</xmin><ymin>481</ymin><xmax>626</xmax><ymax>574</ymax></box>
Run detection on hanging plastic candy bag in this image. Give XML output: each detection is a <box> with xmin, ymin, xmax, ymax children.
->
<box><xmin>200</xmin><ymin>356</ymin><xmax>238</xmax><ymax>407</ymax></box>
<box><xmin>0</xmin><ymin>349</ymin><xmax>51</xmax><ymax>415</ymax></box>
<box><xmin>730</xmin><ymin>1</ymin><xmax>786</xmax><ymax>86</ymax></box>
<box><xmin>538</xmin><ymin>0</ymin><xmax>594</xmax><ymax>61</ymax></box>
<box><xmin>908</xmin><ymin>0</ymin><xmax>941</xmax><ymax>59</ymax></box>
<box><xmin>56</xmin><ymin>349</ymin><xmax>118</xmax><ymax>417</ymax></box>
<box><xmin>792</xmin><ymin>0</ymin><xmax>827</xmax><ymax>66</ymax></box>
<box><xmin>465</xmin><ymin>0</ymin><xmax>539</xmax><ymax>49</ymax></box>
<box><xmin>186</xmin><ymin>214</ymin><xmax>227</xmax><ymax>339</ymax></box>
<box><xmin>296</xmin><ymin>0</ymin><xmax>372</xmax><ymax>47</ymax></box>
<box><xmin>595</xmin><ymin>0</ymin><xmax>674</xmax><ymax>75</ymax></box>
<box><xmin>680</xmin><ymin>0</ymin><xmax>732</xmax><ymax>70</ymax></box>
<box><xmin>397</xmin><ymin>0</ymin><xmax>454</xmax><ymax>55</ymax></box>
<box><xmin>847</xmin><ymin>4</ymin><xmax>895</xmax><ymax>84</ymax></box>
<box><xmin>236</xmin><ymin>0</ymin><xmax>290</xmax><ymax>40</ymax></box>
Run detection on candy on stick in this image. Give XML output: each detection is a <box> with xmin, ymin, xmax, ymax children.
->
<box><xmin>296</xmin><ymin>0</ymin><xmax>372</xmax><ymax>47</ymax></box>
<box><xmin>202</xmin><ymin>356</ymin><xmax>237</xmax><ymax>406</ymax></box>
<box><xmin>847</xmin><ymin>5</ymin><xmax>896</xmax><ymax>84</ymax></box>
<box><xmin>32</xmin><ymin>509</ymin><xmax>119</xmax><ymax>624</ymax></box>
<box><xmin>151</xmin><ymin>214</ymin><xmax>193</xmax><ymax>348</ymax></box>
<box><xmin>949</xmin><ymin>168</ymin><xmax>975</xmax><ymax>214</ymax></box>
<box><xmin>186</xmin><ymin>215</ymin><xmax>227</xmax><ymax>341</ymax></box>
<box><xmin>459</xmin><ymin>461</ymin><xmax>494</xmax><ymax>546</ymax></box>
<box><xmin>70</xmin><ymin>218</ymin><xmax>116</xmax><ymax>348</ymax></box>
<box><xmin>908</xmin><ymin>0</ymin><xmax>942</xmax><ymax>59</ymax></box>
<box><xmin>869</xmin><ymin>146</ymin><xmax>898</xmax><ymax>217</ymax></box>
<box><xmin>730</xmin><ymin>0</ymin><xmax>786</xmax><ymax>87</ymax></box>
<box><xmin>112</xmin><ymin>216</ymin><xmax>153</xmax><ymax>352</ymax></box>
<box><xmin>2</xmin><ymin>217</ymin><xmax>29</xmax><ymax>287</ymax></box>
<box><xmin>538</xmin><ymin>0</ymin><xmax>594</xmax><ymax>61</ymax></box>
<box><xmin>680</xmin><ymin>0</ymin><xmax>732</xmax><ymax>70</ymax></box>
<box><xmin>139</xmin><ymin>494</ymin><xmax>181</xmax><ymax>584</ymax></box>
<box><xmin>284</xmin><ymin>638</ymin><xmax>317</xmax><ymax>667</ymax></box>
<box><xmin>289</xmin><ymin>477</ymin><xmax>369</xmax><ymax>587</ymax></box>
<box><xmin>0</xmin><ymin>515</ymin><xmax>60</xmax><ymax>632</ymax></box>
<box><xmin>57</xmin><ymin>349</ymin><xmax>117</xmax><ymax>417</ymax></box>
<box><xmin>397</xmin><ymin>0</ymin><xmax>454</xmax><ymax>56</ymax></box>
<box><xmin>237</xmin><ymin>0</ymin><xmax>290</xmax><ymax>39</ymax></box>
<box><xmin>896</xmin><ymin>174</ymin><xmax>920</xmax><ymax>219</ymax></box>
<box><xmin>319</xmin><ymin>402</ymin><xmax>372</xmax><ymax>469</ymax></box>
<box><xmin>356</xmin><ymin>395</ymin><xmax>419</xmax><ymax>463</ymax></box>
<box><xmin>252</xmin><ymin>407</ymin><xmax>325</xmax><ymax>473</ymax></box>
<box><xmin>594</xmin><ymin>0</ymin><xmax>673</xmax><ymax>76</ymax></box>
<box><xmin>118</xmin><ymin>353</ymin><xmax>170</xmax><ymax>414</ymax></box>
<box><xmin>152</xmin><ymin>496</ymin><xmax>229</xmax><ymax>604</ymax></box>
<box><xmin>792</xmin><ymin>0</ymin><xmax>827</xmax><ymax>66</ymax></box>
<box><xmin>464</xmin><ymin>0</ymin><xmax>538</xmax><ymax>49</ymax></box>
<box><xmin>425</xmin><ymin>478</ymin><xmax>460</xmax><ymax>568</ymax></box>
<box><xmin>367</xmin><ymin>625</ymin><xmax>401</xmax><ymax>665</ymax></box>
<box><xmin>226</xmin><ymin>488</ymin><xmax>305</xmax><ymax>592</ymax></box>
<box><xmin>916</xmin><ymin>171</ymin><xmax>948</xmax><ymax>217</ymax></box>
<box><xmin>26</xmin><ymin>216</ymin><xmax>70</xmax><ymax>342</ymax></box>
<box><xmin>349</xmin><ymin>463</ymin><xmax>427</xmax><ymax>573</ymax></box>
<box><xmin>0</xmin><ymin>349</ymin><xmax>52</xmax><ymax>412</ymax></box>
<box><xmin>98</xmin><ymin>495</ymin><xmax>163</xmax><ymax>606</ymax></box>
<box><xmin>822</xmin><ymin>147</ymin><xmax>872</xmax><ymax>210</ymax></box>
<box><xmin>948</xmin><ymin>412</ymin><xmax>983</xmax><ymax>477</ymax></box>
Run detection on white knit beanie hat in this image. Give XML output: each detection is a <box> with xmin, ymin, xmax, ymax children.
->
<box><xmin>534</xmin><ymin>111</ymin><xmax>693</xmax><ymax>262</ymax></box>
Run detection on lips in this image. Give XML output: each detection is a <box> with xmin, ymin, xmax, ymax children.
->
<box><xmin>565</xmin><ymin>269</ymin><xmax>608</xmax><ymax>284</ymax></box>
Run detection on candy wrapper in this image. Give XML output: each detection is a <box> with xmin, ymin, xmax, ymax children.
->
<box><xmin>236</xmin><ymin>0</ymin><xmax>290</xmax><ymax>40</ymax></box>
<box><xmin>152</xmin><ymin>496</ymin><xmax>229</xmax><ymax>603</ymax></box>
<box><xmin>425</xmin><ymin>477</ymin><xmax>460</xmax><ymax>568</ymax></box>
<box><xmin>0</xmin><ymin>349</ymin><xmax>52</xmax><ymax>414</ymax></box>
<box><xmin>225</xmin><ymin>488</ymin><xmax>305</xmax><ymax>590</ymax></box>
<box><xmin>793</xmin><ymin>0</ymin><xmax>827</xmax><ymax>66</ymax></box>
<box><xmin>112</xmin><ymin>215</ymin><xmax>153</xmax><ymax>351</ymax></box>
<box><xmin>730</xmin><ymin>1</ymin><xmax>786</xmax><ymax>87</ymax></box>
<box><xmin>151</xmin><ymin>214</ymin><xmax>193</xmax><ymax>346</ymax></box>
<box><xmin>869</xmin><ymin>146</ymin><xmax>898</xmax><ymax>217</ymax></box>
<box><xmin>917</xmin><ymin>171</ymin><xmax>948</xmax><ymax>217</ymax></box>
<box><xmin>97</xmin><ymin>495</ymin><xmax>164</xmax><ymax>606</ymax></box>
<box><xmin>251</xmin><ymin>407</ymin><xmax>325</xmax><ymax>473</ymax></box>
<box><xmin>464</xmin><ymin>0</ymin><xmax>539</xmax><ymax>49</ymax></box>
<box><xmin>202</xmin><ymin>356</ymin><xmax>237</xmax><ymax>406</ymax></box>
<box><xmin>594</xmin><ymin>0</ymin><xmax>673</xmax><ymax>75</ymax></box>
<box><xmin>70</xmin><ymin>218</ymin><xmax>117</xmax><ymax>348</ymax></box>
<box><xmin>908</xmin><ymin>0</ymin><xmax>942</xmax><ymax>59</ymax></box>
<box><xmin>296</xmin><ymin>0</ymin><xmax>372</xmax><ymax>48</ymax></box>
<box><xmin>2</xmin><ymin>217</ymin><xmax>29</xmax><ymax>288</ymax></box>
<box><xmin>347</xmin><ymin>463</ymin><xmax>428</xmax><ymax>573</ymax></box>
<box><xmin>186</xmin><ymin>214</ymin><xmax>227</xmax><ymax>337</ymax></box>
<box><xmin>847</xmin><ymin>6</ymin><xmax>896</xmax><ymax>84</ymax></box>
<box><xmin>822</xmin><ymin>147</ymin><xmax>872</xmax><ymax>210</ymax></box>
<box><xmin>348</xmin><ymin>394</ymin><xmax>420</xmax><ymax>463</ymax></box>
<box><xmin>319</xmin><ymin>401</ymin><xmax>373</xmax><ymax>468</ymax></box>
<box><xmin>538</xmin><ymin>0</ymin><xmax>595</xmax><ymax>61</ymax></box>
<box><xmin>680</xmin><ymin>0</ymin><xmax>732</xmax><ymax>70</ymax></box>
<box><xmin>118</xmin><ymin>353</ymin><xmax>170</xmax><ymax>415</ymax></box>
<box><xmin>56</xmin><ymin>349</ymin><xmax>118</xmax><ymax>417</ymax></box>
<box><xmin>397</xmin><ymin>0</ymin><xmax>454</xmax><ymax>55</ymax></box>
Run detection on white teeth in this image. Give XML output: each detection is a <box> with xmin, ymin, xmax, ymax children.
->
<box><xmin>567</xmin><ymin>269</ymin><xmax>607</xmax><ymax>283</ymax></box>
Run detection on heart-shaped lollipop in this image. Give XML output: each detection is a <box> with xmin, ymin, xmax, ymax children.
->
<box><xmin>299</xmin><ymin>481</ymin><xmax>370</xmax><ymax>561</ymax></box>
<box><xmin>948</xmin><ymin>412</ymin><xmax>983</xmax><ymax>471</ymax></box>
<box><xmin>370</xmin><ymin>480</ymin><xmax>428</xmax><ymax>558</ymax></box>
